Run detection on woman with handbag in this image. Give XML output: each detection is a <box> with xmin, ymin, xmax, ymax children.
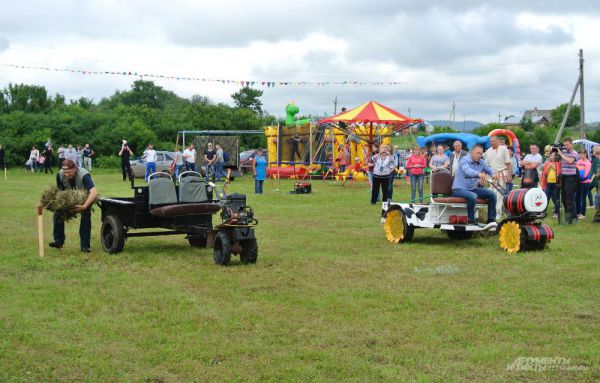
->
<box><xmin>575</xmin><ymin>150</ymin><xmax>592</xmax><ymax>220</ymax></box>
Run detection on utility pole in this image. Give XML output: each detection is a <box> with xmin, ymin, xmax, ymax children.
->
<box><xmin>333</xmin><ymin>96</ymin><xmax>338</xmax><ymax>115</ymax></box>
<box><xmin>555</xmin><ymin>49</ymin><xmax>584</xmax><ymax>144</ymax></box>
<box><xmin>579</xmin><ymin>49</ymin><xmax>585</xmax><ymax>138</ymax></box>
<box><xmin>408</xmin><ymin>107</ymin><xmax>411</xmax><ymax>118</ymax></box>
<box><xmin>498</xmin><ymin>112</ymin><xmax>501</xmax><ymax>124</ymax></box>
<box><xmin>448</xmin><ymin>101</ymin><xmax>456</xmax><ymax>129</ymax></box>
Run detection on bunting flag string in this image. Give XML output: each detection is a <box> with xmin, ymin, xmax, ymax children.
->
<box><xmin>0</xmin><ymin>63</ymin><xmax>408</xmax><ymax>87</ymax></box>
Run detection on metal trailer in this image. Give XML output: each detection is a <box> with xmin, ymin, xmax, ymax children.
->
<box><xmin>98</xmin><ymin>171</ymin><xmax>258</xmax><ymax>265</ymax></box>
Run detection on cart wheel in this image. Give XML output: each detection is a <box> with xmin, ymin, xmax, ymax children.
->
<box><xmin>444</xmin><ymin>230</ymin><xmax>474</xmax><ymax>240</ymax></box>
<box><xmin>498</xmin><ymin>221</ymin><xmax>522</xmax><ymax>253</ymax></box>
<box><xmin>213</xmin><ymin>231</ymin><xmax>232</xmax><ymax>266</ymax></box>
<box><xmin>101</xmin><ymin>215</ymin><xmax>125</xmax><ymax>254</ymax></box>
<box><xmin>239</xmin><ymin>239</ymin><xmax>258</xmax><ymax>264</ymax></box>
<box><xmin>384</xmin><ymin>207</ymin><xmax>414</xmax><ymax>243</ymax></box>
<box><xmin>187</xmin><ymin>233</ymin><xmax>208</xmax><ymax>248</ymax></box>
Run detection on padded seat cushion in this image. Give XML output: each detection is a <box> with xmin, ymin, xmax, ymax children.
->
<box><xmin>148</xmin><ymin>178</ymin><xmax>177</xmax><ymax>205</ymax></box>
<box><xmin>179</xmin><ymin>176</ymin><xmax>209</xmax><ymax>203</ymax></box>
<box><xmin>432</xmin><ymin>197</ymin><xmax>488</xmax><ymax>204</ymax></box>
<box><xmin>150</xmin><ymin>203</ymin><xmax>221</xmax><ymax>217</ymax></box>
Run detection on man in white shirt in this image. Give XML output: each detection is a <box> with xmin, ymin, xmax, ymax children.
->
<box><xmin>30</xmin><ymin>145</ymin><xmax>40</xmax><ymax>172</ymax></box>
<box><xmin>183</xmin><ymin>143</ymin><xmax>196</xmax><ymax>171</ymax></box>
<box><xmin>521</xmin><ymin>144</ymin><xmax>543</xmax><ymax>187</ymax></box>
<box><xmin>64</xmin><ymin>144</ymin><xmax>78</xmax><ymax>163</ymax></box>
<box><xmin>215</xmin><ymin>143</ymin><xmax>224</xmax><ymax>182</ymax></box>
<box><xmin>143</xmin><ymin>143</ymin><xmax>157</xmax><ymax>182</ymax></box>
<box><xmin>484</xmin><ymin>136</ymin><xmax>512</xmax><ymax>217</ymax></box>
<box><xmin>449</xmin><ymin>140</ymin><xmax>468</xmax><ymax>176</ymax></box>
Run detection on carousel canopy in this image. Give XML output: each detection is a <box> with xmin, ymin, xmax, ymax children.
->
<box><xmin>319</xmin><ymin>100</ymin><xmax>422</xmax><ymax>125</ymax></box>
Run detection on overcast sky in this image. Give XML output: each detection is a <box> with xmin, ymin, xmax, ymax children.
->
<box><xmin>1</xmin><ymin>0</ymin><xmax>599</xmax><ymax>123</ymax></box>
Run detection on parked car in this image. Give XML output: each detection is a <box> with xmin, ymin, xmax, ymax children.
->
<box><xmin>130</xmin><ymin>151</ymin><xmax>177</xmax><ymax>178</ymax></box>
<box><xmin>239</xmin><ymin>149</ymin><xmax>257</xmax><ymax>174</ymax></box>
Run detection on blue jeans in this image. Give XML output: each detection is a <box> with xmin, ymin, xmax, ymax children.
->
<box><xmin>452</xmin><ymin>188</ymin><xmax>497</xmax><ymax>223</ymax></box>
<box><xmin>388</xmin><ymin>172</ymin><xmax>396</xmax><ymax>201</ymax></box>
<box><xmin>32</xmin><ymin>160</ymin><xmax>39</xmax><ymax>172</ymax></box>
<box><xmin>255</xmin><ymin>178</ymin><xmax>264</xmax><ymax>194</ymax></box>
<box><xmin>53</xmin><ymin>210</ymin><xmax>91</xmax><ymax>250</ymax></box>
<box><xmin>175</xmin><ymin>164</ymin><xmax>184</xmax><ymax>180</ymax></box>
<box><xmin>410</xmin><ymin>174</ymin><xmax>424</xmax><ymax>202</ymax></box>
<box><xmin>575</xmin><ymin>183</ymin><xmax>590</xmax><ymax>216</ymax></box>
<box><xmin>145</xmin><ymin>162</ymin><xmax>156</xmax><ymax>181</ymax></box>
<box><xmin>206</xmin><ymin>164</ymin><xmax>215</xmax><ymax>182</ymax></box>
<box><xmin>185</xmin><ymin>161</ymin><xmax>195</xmax><ymax>172</ymax></box>
<box><xmin>545</xmin><ymin>183</ymin><xmax>559</xmax><ymax>215</ymax></box>
<box><xmin>215</xmin><ymin>161</ymin><xmax>224</xmax><ymax>181</ymax></box>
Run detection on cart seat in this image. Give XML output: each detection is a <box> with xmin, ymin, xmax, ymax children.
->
<box><xmin>179</xmin><ymin>175</ymin><xmax>209</xmax><ymax>203</ymax></box>
<box><xmin>150</xmin><ymin>203</ymin><xmax>220</xmax><ymax>217</ymax></box>
<box><xmin>148</xmin><ymin>177</ymin><xmax>177</xmax><ymax>206</ymax></box>
<box><xmin>430</xmin><ymin>169</ymin><xmax>488</xmax><ymax>205</ymax></box>
<box><xmin>432</xmin><ymin>197</ymin><xmax>488</xmax><ymax>204</ymax></box>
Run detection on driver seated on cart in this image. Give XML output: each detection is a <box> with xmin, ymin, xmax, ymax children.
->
<box><xmin>452</xmin><ymin>145</ymin><xmax>498</xmax><ymax>226</ymax></box>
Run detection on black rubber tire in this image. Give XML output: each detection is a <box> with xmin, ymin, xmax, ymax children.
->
<box><xmin>239</xmin><ymin>239</ymin><xmax>258</xmax><ymax>264</ymax></box>
<box><xmin>101</xmin><ymin>215</ymin><xmax>125</xmax><ymax>254</ymax></box>
<box><xmin>444</xmin><ymin>230</ymin><xmax>474</xmax><ymax>240</ymax></box>
<box><xmin>213</xmin><ymin>231</ymin><xmax>232</xmax><ymax>266</ymax></box>
<box><xmin>187</xmin><ymin>233</ymin><xmax>208</xmax><ymax>248</ymax></box>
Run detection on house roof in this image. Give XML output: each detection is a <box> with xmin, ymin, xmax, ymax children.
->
<box><xmin>523</xmin><ymin>108</ymin><xmax>552</xmax><ymax>124</ymax></box>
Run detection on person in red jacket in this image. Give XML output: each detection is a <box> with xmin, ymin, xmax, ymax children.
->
<box><xmin>541</xmin><ymin>152</ymin><xmax>561</xmax><ymax>218</ymax></box>
<box><xmin>406</xmin><ymin>146</ymin><xmax>427</xmax><ymax>203</ymax></box>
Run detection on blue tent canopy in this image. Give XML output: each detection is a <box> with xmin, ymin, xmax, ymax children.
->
<box><xmin>417</xmin><ymin>133</ymin><xmax>490</xmax><ymax>150</ymax></box>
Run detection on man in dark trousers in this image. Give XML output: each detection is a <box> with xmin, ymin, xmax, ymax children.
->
<box><xmin>557</xmin><ymin>137</ymin><xmax>579</xmax><ymax>224</ymax></box>
<box><xmin>0</xmin><ymin>144</ymin><xmax>5</xmax><ymax>170</ymax></box>
<box><xmin>118</xmin><ymin>140</ymin><xmax>134</xmax><ymax>181</ymax></box>
<box><xmin>290</xmin><ymin>133</ymin><xmax>302</xmax><ymax>162</ymax></box>
<box><xmin>49</xmin><ymin>159</ymin><xmax>98</xmax><ymax>252</ymax></box>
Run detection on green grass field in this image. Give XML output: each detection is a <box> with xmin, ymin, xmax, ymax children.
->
<box><xmin>1</xmin><ymin>169</ymin><xmax>598</xmax><ymax>382</ymax></box>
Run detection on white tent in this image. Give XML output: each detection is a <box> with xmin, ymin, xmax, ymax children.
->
<box><xmin>573</xmin><ymin>139</ymin><xmax>600</xmax><ymax>156</ymax></box>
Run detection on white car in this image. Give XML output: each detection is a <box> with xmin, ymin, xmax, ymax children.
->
<box><xmin>130</xmin><ymin>151</ymin><xmax>177</xmax><ymax>178</ymax></box>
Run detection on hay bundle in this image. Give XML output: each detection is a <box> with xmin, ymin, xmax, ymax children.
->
<box><xmin>40</xmin><ymin>186</ymin><xmax>96</xmax><ymax>221</ymax></box>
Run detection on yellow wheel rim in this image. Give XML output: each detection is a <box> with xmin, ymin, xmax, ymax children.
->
<box><xmin>499</xmin><ymin>221</ymin><xmax>522</xmax><ymax>253</ymax></box>
<box><xmin>384</xmin><ymin>209</ymin><xmax>405</xmax><ymax>243</ymax></box>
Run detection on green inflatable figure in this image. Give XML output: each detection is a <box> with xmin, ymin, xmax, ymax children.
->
<box><xmin>285</xmin><ymin>102</ymin><xmax>311</xmax><ymax>126</ymax></box>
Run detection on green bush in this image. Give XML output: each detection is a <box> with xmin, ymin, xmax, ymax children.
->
<box><xmin>95</xmin><ymin>156</ymin><xmax>121</xmax><ymax>169</ymax></box>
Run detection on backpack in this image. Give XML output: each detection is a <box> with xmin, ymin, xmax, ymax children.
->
<box><xmin>579</xmin><ymin>168</ymin><xmax>591</xmax><ymax>181</ymax></box>
<box><xmin>223</xmin><ymin>151</ymin><xmax>230</xmax><ymax>163</ymax></box>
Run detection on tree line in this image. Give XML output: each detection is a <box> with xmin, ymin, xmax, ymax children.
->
<box><xmin>0</xmin><ymin>80</ymin><xmax>270</xmax><ymax>166</ymax></box>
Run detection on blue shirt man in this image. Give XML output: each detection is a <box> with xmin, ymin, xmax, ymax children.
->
<box><xmin>452</xmin><ymin>145</ymin><xmax>497</xmax><ymax>225</ymax></box>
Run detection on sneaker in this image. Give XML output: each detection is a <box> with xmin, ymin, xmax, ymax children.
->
<box><xmin>380</xmin><ymin>217</ymin><xmax>386</xmax><ymax>224</ymax></box>
<box><xmin>81</xmin><ymin>248</ymin><xmax>91</xmax><ymax>253</ymax></box>
<box><xmin>49</xmin><ymin>242</ymin><xmax>63</xmax><ymax>249</ymax></box>
<box><xmin>578</xmin><ymin>214</ymin><xmax>586</xmax><ymax>220</ymax></box>
<box><xmin>552</xmin><ymin>213</ymin><xmax>558</xmax><ymax>219</ymax></box>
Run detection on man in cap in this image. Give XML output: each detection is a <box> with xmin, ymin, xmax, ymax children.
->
<box><xmin>49</xmin><ymin>159</ymin><xmax>98</xmax><ymax>252</ymax></box>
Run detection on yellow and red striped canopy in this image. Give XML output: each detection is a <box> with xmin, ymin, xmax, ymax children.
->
<box><xmin>319</xmin><ymin>101</ymin><xmax>421</xmax><ymax>124</ymax></box>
